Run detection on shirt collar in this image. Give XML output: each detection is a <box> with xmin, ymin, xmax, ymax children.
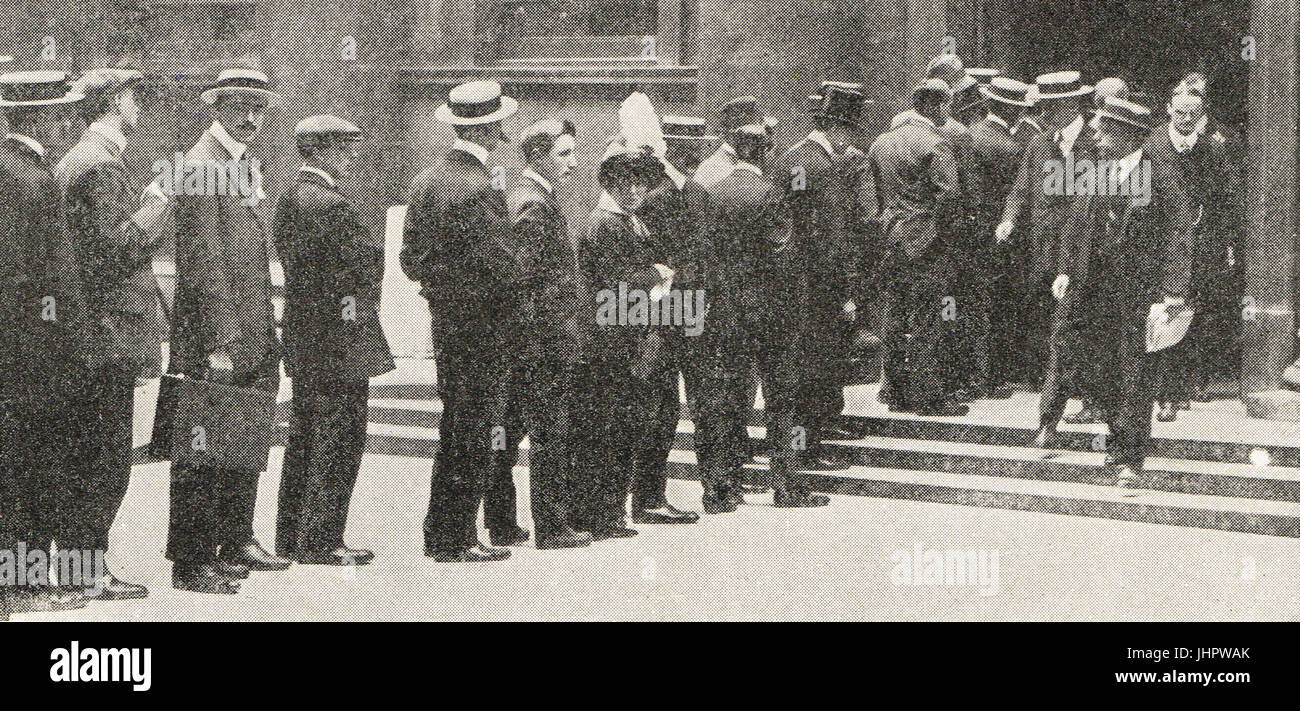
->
<box><xmin>520</xmin><ymin>167</ymin><xmax>553</xmax><ymax>195</ymax></box>
<box><xmin>88</xmin><ymin>121</ymin><xmax>127</xmax><ymax>153</ymax></box>
<box><xmin>719</xmin><ymin>142</ymin><xmax>737</xmax><ymax>158</ymax></box>
<box><xmin>598</xmin><ymin>191</ymin><xmax>628</xmax><ymax>215</ymax></box>
<box><xmin>807</xmin><ymin>130</ymin><xmax>837</xmax><ymax>155</ymax></box>
<box><xmin>1115</xmin><ymin>147</ymin><xmax>1144</xmax><ymax>185</ymax></box>
<box><xmin>986</xmin><ymin>113</ymin><xmax>1010</xmax><ymax>130</ymax></box>
<box><xmin>452</xmin><ymin>138</ymin><xmax>490</xmax><ymax>166</ymax></box>
<box><xmin>1013</xmin><ymin>116</ymin><xmax>1042</xmax><ymax>134</ymax></box>
<box><xmin>733</xmin><ymin>161</ymin><xmax>763</xmax><ymax>176</ymax></box>
<box><xmin>1055</xmin><ymin>114</ymin><xmax>1085</xmax><ymax>155</ymax></box>
<box><xmin>209</xmin><ymin>120</ymin><xmax>248</xmax><ymax>161</ymax></box>
<box><xmin>6</xmin><ymin>133</ymin><xmax>45</xmax><ymax>159</ymax></box>
<box><xmin>661</xmin><ymin>160</ymin><xmax>688</xmax><ymax>190</ymax></box>
<box><xmin>299</xmin><ymin>165</ymin><xmax>336</xmax><ymax>187</ymax></box>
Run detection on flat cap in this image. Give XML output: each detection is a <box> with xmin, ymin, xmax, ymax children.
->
<box><xmin>72</xmin><ymin>68</ymin><xmax>144</xmax><ymax>102</ymax></box>
<box><xmin>294</xmin><ymin>115</ymin><xmax>364</xmax><ymax>146</ymax></box>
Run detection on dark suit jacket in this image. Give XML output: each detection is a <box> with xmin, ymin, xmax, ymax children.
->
<box><xmin>508</xmin><ymin>173</ymin><xmax>587</xmax><ymax>365</ymax></box>
<box><xmin>636</xmin><ymin>172</ymin><xmax>711</xmax><ymax>290</ymax></box>
<box><xmin>867</xmin><ymin>113</ymin><xmax>960</xmax><ymax>261</ymax></box>
<box><xmin>770</xmin><ymin>135</ymin><xmax>866</xmax><ymax>299</ymax></box>
<box><xmin>55</xmin><ymin>127</ymin><xmax>167</xmax><ymax>377</ymax></box>
<box><xmin>1001</xmin><ymin>120</ymin><xmax>1096</xmax><ymax>281</ymax></box>
<box><xmin>1058</xmin><ymin>147</ymin><xmax>1196</xmax><ymax>316</ymax></box>
<box><xmin>401</xmin><ymin>148</ymin><xmax>522</xmax><ymax>342</ymax></box>
<box><xmin>0</xmin><ymin>136</ymin><xmax>75</xmax><ymax>403</ymax></box>
<box><xmin>170</xmin><ymin>128</ymin><xmax>280</xmax><ymax>382</ymax></box>
<box><xmin>1012</xmin><ymin>117</ymin><xmax>1043</xmax><ymax>150</ymax></box>
<box><xmin>578</xmin><ymin>201</ymin><xmax>662</xmax><ymax>364</ymax></box>
<box><xmin>938</xmin><ymin>117</ymin><xmax>980</xmax><ymax>254</ymax></box>
<box><xmin>274</xmin><ymin>169</ymin><xmax>394</xmax><ymax>382</ymax></box>
<box><xmin>1144</xmin><ymin>120</ymin><xmax>1242</xmax><ymax>306</ymax></box>
<box><xmin>968</xmin><ymin>115</ymin><xmax>1025</xmax><ymax>253</ymax></box>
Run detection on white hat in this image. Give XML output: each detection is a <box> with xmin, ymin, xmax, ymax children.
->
<box><xmin>200</xmin><ymin>69</ymin><xmax>282</xmax><ymax>107</ymax></box>
<box><xmin>435</xmin><ymin>80</ymin><xmax>518</xmax><ymax>126</ymax></box>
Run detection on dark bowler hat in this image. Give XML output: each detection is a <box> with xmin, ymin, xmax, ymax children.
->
<box><xmin>967</xmin><ymin>68</ymin><xmax>1001</xmax><ymax>85</ymax></box>
<box><xmin>815</xmin><ymin>84</ymin><xmax>869</xmax><ymax>127</ymax></box>
<box><xmin>661</xmin><ymin>115</ymin><xmax>717</xmax><ymax>142</ymax></box>
<box><xmin>1094</xmin><ymin>96</ymin><xmax>1153</xmax><ymax>133</ymax></box>
<box><xmin>953</xmin><ymin>84</ymin><xmax>986</xmax><ymax>114</ymax></box>
<box><xmin>0</xmin><ymin>70</ymin><xmax>84</xmax><ymax>107</ymax></box>
<box><xmin>200</xmin><ymin>68</ymin><xmax>282</xmax><ymax>107</ymax></box>
<box><xmin>719</xmin><ymin>96</ymin><xmax>777</xmax><ymax>132</ymax></box>
<box><xmin>1034</xmin><ymin>70</ymin><xmax>1093</xmax><ymax>100</ymax></box>
<box><xmin>980</xmin><ymin>77</ymin><xmax>1033</xmax><ymax>107</ymax></box>
<box><xmin>436</xmin><ymin>80</ymin><xmax>518</xmax><ymax>126</ymax></box>
<box><xmin>295</xmin><ymin>114</ymin><xmax>364</xmax><ymax>149</ymax></box>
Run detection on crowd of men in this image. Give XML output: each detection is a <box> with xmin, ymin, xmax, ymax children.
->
<box><xmin>0</xmin><ymin>51</ymin><xmax>1241</xmax><ymax>615</ymax></box>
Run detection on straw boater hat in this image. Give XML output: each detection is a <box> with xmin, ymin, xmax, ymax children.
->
<box><xmin>967</xmin><ymin>67</ymin><xmax>1001</xmax><ymax>85</ymax></box>
<box><xmin>294</xmin><ymin>115</ymin><xmax>364</xmax><ymax>150</ymax></box>
<box><xmin>1093</xmin><ymin>96</ymin><xmax>1153</xmax><ymax>134</ymax></box>
<box><xmin>661</xmin><ymin>115</ymin><xmax>717</xmax><ymax>142</ymax></box>
<box><xmin>0</xmin><ymin>70</ymin><xmax>84</xmax><ymax>107</ymax></box>
<box><xmin>980</xmin><ymin>77</ymin><xmax>1034</xmax><ymax>107</ymax></box>
<box><xmin>1033</xmin><ymin>70</ymin><xmax>1093</xmax><ymax>100</ymax></box>
<box><xmin>200</xmin><ymin>69</ymin><xmax>282</xmax><ymax>107</ymax></box>
<box><xmin>435</xmin><ymin>80</ymin><xmax>518</xmax><ymax>126</ymax></box>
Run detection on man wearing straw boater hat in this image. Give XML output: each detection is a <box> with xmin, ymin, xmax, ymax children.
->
<box><xmin>401</xmin><ymin>80</ymin><xmax>523</xmax><ymax>562</ymax></box>
<box><xmin>968</xmin><ymin>77</ymin><xmax>1034</xmax><ymax>402</ymax></box>
<box><xmin>165</xmin><ymin>68</ymin><xmax>288</xmax><ymax>594</ymax></box>
<box><xmin>1048</xmin><ymin>97</ymin><xmax>1195</xmax><ymax>495</ymax></box>
<box><xmin>995</xmin><ymin>70</ymin><xmax>1094</xmax><ymax>443</ymax></box>
<box><xmin>0</xmin><ymin>70</ymin><xmax>88</xmax><ymax>615</ymax></box>
<box><xmin>54</xmin><ymin>67</ymin><xmax>169</xmax><ymax>603</ymax></box>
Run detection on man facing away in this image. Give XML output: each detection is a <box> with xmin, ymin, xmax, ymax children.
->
<box><xmin>273</xmin><ymin>115</ymin><xmax>394</xmax><ymax>566</ymax></box>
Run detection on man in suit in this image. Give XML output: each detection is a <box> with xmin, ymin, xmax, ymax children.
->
<box><xmin>1149</xmin><ymin>82</ymin><xmax>1242</xmax><ymax>419</ymax></box>
<box><xmin>0</xmin><ymin>71</ymin><xmax>88</xmax><ymax>614</ymax></box>
<box><xmin>402</xmin><ymin>80</ymin><xmax>520</xmax><ymax>562</ymax></box>
<box><xmin>869</xmin><ymin>79</ymin><xmax>965</xmax><ymax>416</ymax></box>
<box><xmin>695</xmin><ymin>96</ymin><xmax>777</xmax><ymax>189</ymax></box>
<box><xmin>993</xmin><ymin>71</ymin><xmax>1097</xmax><ymax>445</ymax></box>
<box><xmin>968</xmin><ymin>78</ymin><xmax>1033</xmax><ymax>400</ymax></box>
<box><xmin>1051</xmin><ymin>98</ymin><xmax>1194</xmax><ymax>493</ymax></box>
<box><xmin>571</xmin><ymin>144</ymin><xmax>670</xmax><ymax>539</ymax></box>
<box><xmin>274</xmin><ymin>116</ymin><xmax>394</xmax><ymax>566</ymax></box>
<box><xmin>702</xmin><ymin>123</ymin><xmax>831</xmax><ymax>509</ymax></box>
<box><xmin>770</xmin><ymin>83</ymin><xmax>870</xmax><ymax>466</ymax></box>
<box><xmin>629</xmin><ymin>116</ymin><xmax>711</xmax><ymax>524</ymax></box>
<box><xmin>55</xmin><ymin>68</ymin><xmax>169</xmax><ymax>601</ymax></box>
<box><xmin>1013</xmin><ymin>84</ymin><xmax>1044</xmax><ymax>149</ymax></box>
<box><xmin>165</xmin><ymin>69</ymin><xmax>289</xmax><ymax>593</ymax></box>
<box><xmin>492</xmin><ymin>118</ymin><xmax>593</xmax><ymax>550</ymax></box>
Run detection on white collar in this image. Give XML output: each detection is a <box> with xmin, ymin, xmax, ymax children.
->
<box><xmin>452</xmin><ymin>138</ymin><xmax>490</xmax><ymax>166</ymax></box>
<box><xmin>719</xmin><ymin>142</ymin><xmax>737</xmax><ymax>158</ymax></box>
<box><xmin>986</xmin><ymin>113</ymin><xmax>1010</xmax><ymax>130</ymax></box>
<box><xmin>1014</xmin><ymin>116</ymin><xmax>1042</xmax><ymax>134</ymax></box>
<box><xmin>1054</xmin><ymin>114</ymin><xmax>1085</xmax><ymax>155</ymax></box>
<box><xmin>661</xmin><ymin>160</ymin><xmax>688</xmax><ymax>190</ymax></box>
<box><xmin>209</xmin><ymin>120</ymin><xmax>248</xmax><ymax>161</ymax></box>
<box><xmin>733</xmin><ymin>161</ymin><xmax>763</xmax><ymax>176</ymax></box>
<box><xmin>807</xmin><ymin>130</ymin><xmax>837</xmax><ymax>155</ymax></box>
<box><xmin>6</xmin><ymin>133</ymin><xmax>45</xmax><ymax>158</ymax></box>
<box><xmin>520</xmin><ymin>167</ymin><xmax>553</xmax><ymax>194</ymax></box>
<box><xmin>299</xmin><ymin>165</ymin><xmax>336</xmax><ymax>187</ymax></box>
<box><xmin>88</xmin><ymin>121</ymin><xmax>127</xmax><ymax>153</ymax></box>
<box><xmin>1115</xmin><ymin>147</ymin><xmax>1144</xmax><ymax>185</ymax></box>
<box><xmin>598</xmin><ymin>191</ymin><xmax>629</xmax><ymax>215</ymax></box>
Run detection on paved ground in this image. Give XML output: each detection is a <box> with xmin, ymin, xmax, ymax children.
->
<box><xmin>9</xmin><ymin>360</ymin><xmax>1299</xmax><ymax>621</ymax></box>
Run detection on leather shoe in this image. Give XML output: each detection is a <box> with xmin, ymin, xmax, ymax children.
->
<box><xmin>489</xmin><ymin>526</ymin><xmax>531</xmax><ymax>547</ymax></box>
<box><xmin>590</xmin><ymin>525</ymin><xmax>638</xmax><ymax>540</ymax></box>
<box><xmin>212</xmin><ymin>560</ymin><xmax>250</xmax><ymax>579</ymax></box>
<box><xmin>1064</xmin><ymin>406</ymin><xmax>1103</xmax><ymax>424</ymax></box>
<box><xmin>536</xmin><ymin>529</ymin><xmax>594</xmax><ymax>550</ymax></box>
<box><xmin>429</xmin><ymin>543</ymin><xmax>511</xmax><ymax>562</ymax></box>
<box><xmin>951</xmin><ymin>388</ymin><xmax>980</xmax><ymax>403</ymax></box>
<box><xmin>221</xmin><ymin>539</ymin><xmax>292</xmax><ymax>571</ymax></box>
<box><xmin>9</xmin><ymin>587</ymin><xmax>89</xmax><ymax>612</ymax></box>
<box><xmin>984</xmin><ymin>385</ymin><xmax>1015</xmax><ymax>399</ymax></box>
<box><xmin>297</xmin><ymin>547</ymin><xmax>375</xmax><ymax>566</ymax></box>
<box><xmin>173</xmin><ymin>563</ymin><xmax>240</xmax><ymax>594</ymax></box>
<box><xmin>773</xmin><ymin>489</ymin><xmax>831</xmax><ymax>508</ymax></box>
<box><xmin>85</xmin><ymin>574</ymin><xmax>148</xmax><ymax>601</ymax></box>
<box><xmin>915</xmin><ymin>402</ymin><xmax>969</xmax><ymax>416</ymax></box>
<box><xmin>1033</xmin><ymin>425</ymin><xmax>1057</xmax><ymax>448</ymax></box>
<box><xmin>632</xmin><ymin>504</ymin><xmax>699</xmax><ymax>524</ymax></box>
<box><xmin>1115</xmin><ymin>465</ymin><xmax>1144</xmax><ymax>497</ymax></box>
<box><xmin>803</xmin><ymin>451</ymin><xmax>851</xmax><ymax>470</ymax></box>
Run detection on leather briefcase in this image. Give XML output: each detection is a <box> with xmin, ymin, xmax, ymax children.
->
<box><xmin>165</xmin><ymin>374</ymin><xmax>277</xmax><ymax>472</ymax></box>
